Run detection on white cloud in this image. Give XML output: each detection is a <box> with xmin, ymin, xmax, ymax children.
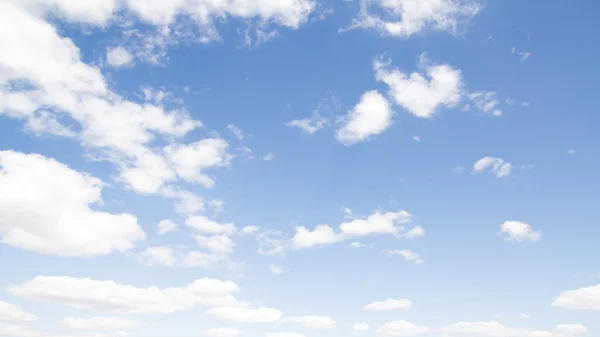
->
<box><xmin>106</xmin><ymin>46</ymin><xmax>134</xmax><ymax>68</ymax></box>
<box><xmin>500</xmin><ymin>221</ymin><xmax>541</xmax><ymax>242</ymax></box>
<box><xmin>164</xmin><ymin>138</ymin><xmax>234</xmax><ymax>188</ymax></box>
<box><xmin>281</xmin><ymin>316</ymin><xmax>335</xmax><ymax>329</ymax></box>
<box><xmin>0</xmin><ymin>301</ymin><xmax>38</xmax><ymax>322</ymax></box>
<box><xmin>374</xmin><ymin>55</ymin><xmax>463</xmax><ymax>118</ymax></box>
<box><xmin>195</xmin><ymin>235</ymin><xmax>235</xmax><ymax>255</ymax></box>
<box><xmin>350</xmin><ymin>242</ymin><xmax>370</xmax><ymax>248</ymax></box>
<box><xmin>0</xmin><ymin>151</ymin><xmax>145</xmax><ymax>257</ymax></box>
<box><xmin>58</xmin><ymin>316</ymin><xmax>141</xmax><ymax>330</ymax></box>
<box><xmin>354</xmin><ymin>323</ymin><xmax>370</xmax><ymax>332</ymax></box>
<box><xmin>135</xmin><ymin>246</ymin><xmax>177</xmax><ymax>266</ymax></box>
<box><xmin>263</xmin><ymin>153</ymin><xmax>276</xmax><ymax>161</ymax></box>
<box><xmin>472</xmin><ymin>157</ymin><xmax>513</xmax><ymax>178</ymax></box>
<box><xmin>555</xmin><ymin>324</ymin><xmax>588</xmax><ymax>335</ymax></box>
<box><xmin>286</xmin><ymin>113</ymin><xmax>328</xmax><ymax>134</ymax></box>
<box><xmin>266</xmin><ymin>334</ymin><xmax>304</xmax><ymax>337</ymax></box>
<box><xmin>162</xmin><ymin>188</ymin><xmax>205</xmax><ymax>215</ymax></box>
<box><xmin>257</xmin><ymin>230</ymin><xmax>285</xmax><ymax>256</ymax></box>
<box><xmin>412</xmin><ymin>136</ymin><xmax>421</xmax><ymax>142</ymax></box>
<box><xmin>469</xmin><ymin>91</ymin><xmax>502</xmax><ymax>116</ymax></box>
<box><xmin>205</xmin><ymin>328</ymin><xmax>241</xmax><ymax>337</ymax></box>
<box><xmin>376</xmin><ymin>320</ymin><xmax>429</xmax><ymax>336</ymax></box>
<box><xmin>568</xmin><ymin>149</ymin><xmax>576</xmax><ymax>155</ymax></box>
<box><xmin>439</xmin><ymin>321</ymin><xmax>586</xmax><ymax>337</ymax></box>
<box><xmin>387</xmin><ymin>250</ymin><xmax>423</xmax><ymax>264</ymax></box>
<box><xmin>186</xmin><ymin>216</ymin><xmax>236</xmax><ymax>236</ymax></box>
<box><xmin>157</xmin><ymin>219</ymin><xmax>178</xmax><ymax>235</ymax></box>
<box><xmin>340</xmin><ymin>211</ymin><xmax>412</xmax><ymax>237</ymax></box>
<box><xmin>335</xmin><ymin>90</ymin><xmax>393</xmax><ymax>145</ymax></box>
<box><xmin>345</xmin><ymin>0</ymin><xmax>480</xmax><ymax>38</ymax></box>
<box><xmin>269</xmin><ymin>265</ymin><xmax>284</xmax><ymax>275</ymax></box>
<box><xmin>227</xmin><ymin>124</ymin><xmax>244</xmax><ymax>141</ymax></box>
<box><xmin>242</xmin><ymin>226</ymin><xmax>261</xmax><ymax>235</ymax></box>
<box><xmin>404</xmin><ymin>226</ymin><xmax>425</xmax><ymax>239</ymax></box>
<box><xmin>10</xmin><ymin>276</ymin><xmax>242</xmax><ymax>315</ymax></box>
<box><xmin>365</xmin><ymin>299</ymin><xmax>412</xmax><ymax>311</ymax></box>
<box><xmin>206</xmin><ymin>307</ymin><xmax>283</xmax><ymax>323</ymax></box>
<box><xmin>520</xmin><ymin>313</ymin><xmax>531</xmax><ymax>320</ymax></box>
<box><xmin>552</xmin><ymin>284</ymin><xmax>600</xmax><ymax>310</ymax></box>
<box><xmin>292</xmin><ymin>225</ymin><xmax>341</xmax><ymax>250</ymax></box>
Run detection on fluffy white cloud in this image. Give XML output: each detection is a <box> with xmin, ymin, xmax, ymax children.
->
<box><xmin>186</xmin><ymin>216</ymin><xmax>236</xmax><ymax>236</ymax></box>
<box><xmin>335</xmin><ymin>90</ymin><xmax>393</xmax><ymax>145</ymax></box>
<box><xmin>350</xmin><ymin>242</ymin><xmax>369</xmax><ymax>248</ymax></box>
<box><xmin>340</xmin><ymin>211</ymin><xmax>412</xmax><ymax>237</ymax></box>
<box><xmin>404</xmin><ymin>226</ymin><xmax>425</xmax><ymax>239</ymax></box>
<box><xmin>374</xmin><ymin>55</ymin><xmax>463</xmax><ymax>118</ymax></box>
<box><xmin>135</xmin><ymin>246</ymin><xmax>177</xmax><ymax>266</ymax></box>
<box><xmin>292</xmin><ymin>225</ymin><xmax>341</xmax><ymax>249</ymax></box>
<box><xmin>206</xmin><ymin>307</ymin><xmax>283</xmax><ymax>324</ymax></box>
<box><xmin>281</xmin><ymin>316</ymin><xmax>335</xmax><ymax>329</ymax></box>
<box><xmin>10</xmin><ymin>276</ymin><xmax>242</xmax><ymax>314</ymax></box>
<box><xmin>473</xmin><ymin>157</ymin><xmax>513</xmax><ymax>178</ymax></box>
<box><xmin>58</xmin><ymin>316</ymin><xmax>141</xmax><ymax>330</ymax></box>
<box><xmin>500</xmin><ymin>221</ymin><xmax>541</xmax><ymax>242</ymax></box>
<box><xmin>345</xmin><ymin>0</ymin><xmax>480</xmax><ymax>38</ymax></box>
<box><xmin>269</xmin><ymin>265</ymin><xmax>284</xmax><ymax>275</ymax></box>
<box><xmin>286</xmin><ymin>112</ymin><xmax>328</xmax><ymax>134</ymax></box>
<box><xmin>266</xmin><ymin>334</ymin><xmax>304</xmax><ymax>337</ymax></box>
<box><xmin>0</xmin><ymin>151</ymin><xmax>145</xmax><ymax>257</ymax></box>
<box><xmin>376</xmin><ymin>320</ymin><xmax>429</xmax><ymax>336</ymax></box>
<box><xmin>552</xmin><ymin>284</ymin><xmax>600</xmax><ymax>310</ymax></box>
<box><xmin>365</xmin><ymin>299</ymin><xmax>412</xmax><ymax>311</ymax></box>
<box><xmin>354</xmin><ymin>323</ymin><xmax>370</xmax><ymax>332</ymax></box>
<box><xmin>469</xmin><ymin>91</ymin><xmax>502</xmax><ymax>116</ymax></box>
<box><xmin>162</xmin><ymin>188</ymin><xmax>205</xmax><ymax>215</ymax></box>
<box><xmin>0</xmin><ymin>302</ymin><xmax>37</xmax><ymax>322</ymax></box>
<box><xmin>555</xmin><ymin>324</ymin><xmax>588</xmax><ymax>335</ymax></box>
<box><xmin>205</xmin><ymin>328</ymin><xmax>241</xmax><ymax>337</ymax></box>
<box><xmin>157</xmin><ymin>219</ymin><xmax>178</xmax><ymax>235</ymax></box>
<box><xmin>242</xmin><ymin>226</ymin><xmax>261</xmax><ymax>235</ymax></box>
<box><xmin>164</xmin><ymin>139</ymin><xmax>234</xmax><ymax>188</ymax></box>
<box><xmin>195</xmin><ymin>235</ymin><xmax>235</xmax><ymax>255</ymax></box>
<box><xmin>106</xmin><ymin>46</ymin><xmax>134</xmax><ymax>68</ymax></box>
<box><xmin>439</xmin><ymin>321</ymin><xmax>587</xmax><ymax>337</ymax></box>
<box><xmin>263</xmin><ymin>153</ymin><xmax>276</xmax><ymax>161</ymax></box>
<box><xmin>387</xmin><ymin>250</ymin><xmax>423</xmax><ymax>264</ymax></box>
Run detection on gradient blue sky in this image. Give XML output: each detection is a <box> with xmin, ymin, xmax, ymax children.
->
<box><xmin>0</xmin><ymin>1</ymin><xmax>599</xmax><ymax>337</ymax></box>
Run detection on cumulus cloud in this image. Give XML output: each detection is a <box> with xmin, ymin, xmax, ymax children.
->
<box><xmin>263</xmin><ymin>153</ymin><xmax>276</xmax><ymax>161</ymax></box>
<box><xmin>286</xmin><ymin>113</ymin><xmax>328</xmax><ymax>134</ymax></box>
<box><xmin>185</xmin><ymin>216</ymin><xmax>236</xmax><ymax>236</ymax></box>
<box><xmin>404</xmin><ymin>226</ymin><xmax>425</xmax><ymax>239</ymax></box>
<box><xmin>242</xmin><ymin>226</ymin><xmax>261</xmax><ymax>235</ymax></box>
<box><xmin>205</xmin><ymin>328</ymin><xmax>241</xmax><ymax>337</ymax></box>
<box><xmin>468</xmin><ymin>91</ymin><xmax>503</xmax><ymax>116</ymax></box>
<box><xmin>552</xmin><ymin>284</ymin><xmax>600</xmax><ymax>310</ymax></box>
<box><xmin>157</xmin><ymin>219</ymin><xmax>178</xmax><ymax>235</ymax></box>
<box><xmin>387</xmin><ymin>250</ymin><xmax>424</xmax><ymax>264</ymax></box>
<box><xmin>0</xmin><ymin>151</ymin><xmax>145</xmax><ymax>257</ymax></box>
<box><xmin>58</xmin><ymin>316</ymin><xmax>141</xmax><ymax>330</ymax></box>
<box><xmin>10</xmin><ymin>276</ymin><xmax>242</xmax><ymax>314</ymax></box>
<box><xmin>354</xmin><ymin>323</ymin><xmax>370</xmax><ymax>332</ymax></box>
<box><xmin>335</xmin><ymin>90</ymin><xmax>393</xmax><ymax>145</ymax></box>
<box><xmin>472</xmin><ymin>157</ymin><xmax>513</xmax><ymax>178</ymax></box>
<box><xmin>374</xmin><ymin>55</ymin><xmax>463</xmax><ymax>118</ymax></box>
<box><xmin>376</xmin><ymin>320</ymin><xmax>429</xmax><ymax>336</ymax></box>
<box><xmin>195</xmin><ymin>235</ymin><xmax>235</xmax><ymax>255</ymax></box>
<box><xmin>344</xmin><ymin>0</ymin><xmax>481</xmax><ymax>38</ymax></box>
<box><xmin>500</xmin><ymin>221</ymin><xmax>541</xmax><ymax>242</ymax></box>
<box><xmin>106</xmin><ymin>46</ymin><xmax>134</xmax><ymax>68</ymax></box>
<box><xmin>205</xmin><ymin>307</ymin><xmax>283</xmax><ymax>323</ymax></box>
<box><xmin>281</xmin><ymin>315</ymin><xmax>335</xmax><ymax>329</ymax></box>
<box><xmin>439</xmin><ymin>321</ymin><xmax>587</xmax><ymax>337</ymax></box>
<box><xmin>266</xmin><ymin>334</ymin><xmax>304</xmax><ymax>337</ymax></box>
<box><xmin>257</xmin><ymin>230</ymin><xmax>286</xmax><ymax>256</ymax></box>
<box><xmin>292</xmin><ymin>225</ymin><xmax>341</xmax><ymax>250</ymax></box>
<box><xmin>227</xmin><ymin>124</ymin><xmax>244</xmax><ymax>141</ymax></box>
<box><xmin>269</xmin><ymin>265</ymin><xmax>284</xmax><ymax>275</ymax></box>
<box><xmin>135</xmin><ymin>246</ymin><xmax>177</xmax><ymax>266</ymax></box>
<box><xmin>0</xmin><ymin>301</ymin><xmax>38</xmax><ymax>322</ymax></box>
<box><xmin>365</xmin><ymin>299</ymin><xmax>412</xmax><ymax>311</ymax></box>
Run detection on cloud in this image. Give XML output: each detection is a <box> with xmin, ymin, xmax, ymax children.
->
<box><xmin>10</xmin><ymin>276</ymin><xmax>242</xmax><ymax>314</ymax></box>
<box><xmin>227</xmin><ymin>125</ymin><xmax>244</xmax><ymax>141</ymax></box>
<box><xmin>0</xmin><ymin>302</ymin><xmax>38</xmax><ymax>322</ymax></box>
<box><xmin>500</xmin><ymin>221</ymin><xmax>541</xmax><ymax>242</ymax></box>
<box><xmin>439</xmin><ymin>321</ymin><xmax>587</xmax><ymax>337</ymax></box>
<box><xmin>242</xmin><ymin>226</ymin><xmax>261</xmax><ymax>235</ymax></box>
<box><xmin>344</xmin><ymin>0</ymin><xmax>480</xmax><ymax>38</ymax></box>
<box><xmin>281</xmin><ymin>316</ymin><xmax>335</xmax><ymax>329</ymax></box>
<box><xmin>292</xmin><ymin>225</ymin><xmax>341</xmax><ymax>250</ymax></box>
<box><xmin>195</xmin><ymin>235</ymin><xmax>235</xmax><ymax>255</ymax></box>
<box><xmin>404</xmin><ymin>226</ymin><xmax>425</xmax><ymax>239</ymax></box>
<box><xmin>552</xmin><ymin>284</ymin><xmax>600</xmax><ymax>310</ymax></box>
<box><xmin>374</xmin><ymin>55</ymin><xmax>463</xmax><ymax>118</ymax></box>
<box><xmin>161</xmin><ymin>188</ymin><xmax>205</xmax><ymax>215</ymax></box>
<box><xmin>350</xmin><ymin>242</ymin><xmax>370</xmax><ymax>248</ymax></box>
<box><xmin>335</xmin><ymin>90</ymin><xmax>393</xmax><ymax>145</ymax></box>
<box><xmin>0</xmin><ymin>151</ymin><xmax>145</xmax><ymax>257</ymax></box>
<box><xmin>286</xmin><ymin>113</ymin><xmax>328</xmax><ymax>134</ymax></box>
<box><xmin>269</xmin><ymin>265</ymin><xmax>284</xmax><ymax>275</ymax></box>
<box><xmin>354</xmin><ymin>323</ymin><xmax>370</xmax><ymax>332</ymax></box>
<box><xmin>157</xmin><ymin>219</ymin><xmax>178</xmax><ymax>235</ymax></box>
<box><xmin>266</xmin><ymin>334</ymin><xmax>304</xmax><ymax>337</ymax></box>
<box><xmin>340</xmin><ymin>211</ymin><xmax>412</xmax><ymax>237</ymax></box>
<box><xmin>205</xmin><ymin>307</ymin><xmax>283</xmax><ymax>323</ymax></box>
<box><xmin>106</xmin><ymin>46</ymin><xmax>134</xmax><ymax>68</ymax></box>
<box><xmin>472</xmin><ymin>157</ymin><xmax>513</xmax><ymax>178</ymax></box>
<box><xmin>555</xmin><ymin>324</ymin><xmax>588</xmax><ymax>335</ymax></box>
<box><xmin>468</xmin><ymin>91</ymin><xmax>502</xmax><ymax>116</ymax></box>
<box><xmin>376</xmin><ymin>320</ymin><xmax>429</xmax><ymax>336</ymax></box>
<box><xmin>58</xmin><ymin>317</ymin><xmax>141</xmax><ymax>330</ymax></box>
<box><xmin>135</xmin><ymin>246</ymin><xmax>177</xmax><ymax>266</ymax></box>
<box><xmin>412</xmin><ymin>136</ymin><xmax>421</xmax><ymax>142</ymax></box>
<box><xmin>205</xmin><ymin>328</ymin><xmax>241</xmax><ymax>337</ymax></box>
<box><xmin>185</xmin><ymin>216</ymin><xmax>236</xmax><ymax>236</ymax></box>
<box><xmin>365</xmin><ymin>299</ymin><xmax>412</xmax><ymax>311</ymax></box>
<box><xmin>568</xmin><ymin>149</ymin><xmax>576</xmax><ymax>155</ymax></box>
<box><xmin>520</xmin><ymin>313</ymin><xmax>531</xmax><ymax>320</ymax></box>
<box><xmin>257</xmin><ymin>230</ymin><xmax>286</xmax><ymax>256</ymax></box>
<box><xmin>387</xmin><ymin>250</ymin><xmax>424</xmax><ymax>264</ymax></box>
<box><xmin>263</xmin><ymin>153</ymin><xmax>276</xmax><ymax>161</ymax></box>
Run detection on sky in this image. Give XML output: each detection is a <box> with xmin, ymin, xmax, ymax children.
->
<box><xmin>0</xmin><ymin>0</ymin><xmax>599</xmax><ymax>337</ymax></box>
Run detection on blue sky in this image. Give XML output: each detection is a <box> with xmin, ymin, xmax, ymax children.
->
<box><xmin>0</xmin><ymin>1</ymin><xmax>599</xmax><ymax>337</ymax></box>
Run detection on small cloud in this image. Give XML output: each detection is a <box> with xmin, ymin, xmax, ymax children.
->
<box><xmin>500</xmin><ymin>221</ymin><xmax>541</xmax><ymax>242</ymax></box>
<box><xmin>239</xmin><ymin>146</ymin><xmax>254</xmax><ymax>159</ymax></box>
<box><xmin>350</xmin><ymin>242</ymin><xmax>373</xmax><ymax>248</ymax></box>
<box><xmin>452</xmin><ymin>166</ymin><xmax>465</xmax><ymax>174</ymax></box>
<box><xmin>520</xmin><ymin>313</ymin><xmax>531</xmax><ymax>320</ymax></box>
<box><xmin>472</xmin><ymin>157</ymin><xmax>512</xmax><ymax>178</ymax></box>
<box><xmin>269</xmin><ymin>264</ymin><xmax>283</xmax><ymax>275</ymax></box>
<box><xmin>227</xmin><ymin>124</ymin><xmax>244</xmax><ymax>141</ymax></box>
<box><xmin>520</xmin><ymin>164</ymin><xmax>534</xmax><ymax>171</ymax></box>
<box><xmin>263</xmin><ymin>153</ymin><xmax>276</xmax><ymax>161</ymax></box>
<box><xmin>106</xmin><ymin>46</ymin><xmax>134</xmax><ymax>68</ymax></box>
<box><xmin>404</xmin><ymin>226</ymin><xmax>425</xmax><ymax>239</ymax></box>
<box><xmin>568</xmin><ymin>148</ymin><xmax>576</xmax><ymax>155</ymax></box>
<box><xmin>519</xmin><ymin>51</ymin><xmax>532</xmax><ymax>62</ymax></box>
<box><xmin>386</xmin><ymin>249</ymin><xmax>423</xmax><ymax>264</ymax></box>
<box><xmin>242</xmin><ymin>226</ymin><xmax>260</xmax><ymax>235</ymax></box>
<box><xmin>412</xmin><ymin>136</ymin><xmax>421</xmax><ymax>142</ymax></box>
